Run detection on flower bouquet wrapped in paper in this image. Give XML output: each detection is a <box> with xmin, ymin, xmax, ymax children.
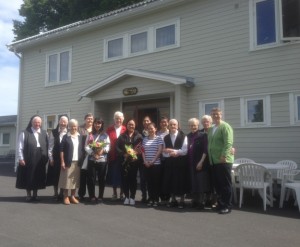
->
<box><xmin>122</xmin><ymin>142</ymin><xmax>144</xmax><ymax>175</ymax></box>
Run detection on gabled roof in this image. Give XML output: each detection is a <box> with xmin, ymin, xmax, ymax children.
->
<box><xmin>7</xmin><ymin>0</ymin><xmax>184</xmax><ymax>52</ymax></box>
<box><xmin>79</xmin><ymin>69</ymin><xmax>195</xmax><ymax>97</ymax></box>
<box><xmin>0</xmin><ymin>115</ymin><xmax>17</xmax><ymax>126</ymax></box>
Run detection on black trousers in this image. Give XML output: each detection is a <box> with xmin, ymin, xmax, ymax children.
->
<box><xmin>145</xmin><ymin>165</ymin><xmax>161</xmax><ymax>202</ymax></box>
<box><xmin>78</xmin><ymin>169</ymin><xmax>88</xmax><ymax>198</ymax></box>
<box><xmin>139</xmin><ymin>163</ymin><xmax>147</xmax><ymax>199</ymax></box>
<box><xmin>122</xmin><ymin>162</ymin><xmax>139</xmax><ymax>199</ymax></box>
<box><xmin>212</xmin><ymin>163</ymin><xmax>233</xmax><ymax>209</ymax></box>
<box><xmin>87</xmin><ymin>160</ymin><xmax>107</xmax><ymax>199</ymax></box>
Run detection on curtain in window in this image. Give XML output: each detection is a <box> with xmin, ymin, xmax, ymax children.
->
<box><xmin>131</xmin><ymin>32</ymin><xmax>147</xmax><ymax>53</ymax></box>
<box><xmin>49</xmin><ymin>54</ymin><xmax>57</xmax><ymax>82</ymax></box>
<box><xmin>156</xmin><ymin>24</ymin><xmax>175</xmax><ymax>48</ymax></box>
<box><xmin>60</xmin><ymin>51</ymin><xmax>69</xmax><ymax>81</ymax></box>
<box><xmin>108</xmin><ymin>38</ymin><xmax>123</xmax><ymax>58</ymax></box>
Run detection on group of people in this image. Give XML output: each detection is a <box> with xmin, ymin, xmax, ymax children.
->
<box><xmin>16</xmin><ymin>107</ymin><xmax>234</xmax><ymax>214</ymax></box>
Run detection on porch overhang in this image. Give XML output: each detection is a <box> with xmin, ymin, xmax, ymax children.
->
<box><xmin>79</xmin><ymin>69</ymin><xmax>194</xmax><ymax>98</ymax></box>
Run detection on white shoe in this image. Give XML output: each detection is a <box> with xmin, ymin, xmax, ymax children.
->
<box><xmin>129</xmin><ymin>198</ymin><xmax>135</xmax><ymax>206</ymax></box>
<box><xmin>124</xmin><ymin>198</ymin><xmax>129</xmax><ymax>205</ymax></box>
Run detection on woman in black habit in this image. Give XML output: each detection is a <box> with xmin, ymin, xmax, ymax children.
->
<box><xmin>16</xmin><ymin>115</ymin><xmax>49</xmax><ymax>201</ymax></box>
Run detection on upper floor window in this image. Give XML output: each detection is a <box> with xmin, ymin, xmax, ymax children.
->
<box><xmin>240</xmin><ymin>95</ymin><xmax>271</xmax><ymax>127</ymax></box>
<box><xmin>0</xmin><ymin>133</ymin><xmax>10</xmax><ymax>146</ymax></box>
<box><xmin>250</xmin><ymin>0</ymin><xmax>300</xmax><ymax>50</ymax></box>
<box><xmin>289</xmin><ymin>92</ymin><xmax>300</xmax><ymax>125</ymax></box>
<box><xmin>104</xmin><ymin>19</ymin><xmax>180</xmax><ymax>61</ymax></box>
<box><xmin>46</xmin><ymin>48</ymin><xmax>72</xmax><ymax>86</ymax></box>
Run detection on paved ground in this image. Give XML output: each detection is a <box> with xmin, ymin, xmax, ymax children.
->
<box><xmin>0</xmin><ymin>160</ymin><xmax>299</xmax><ymax>247</ymax></box>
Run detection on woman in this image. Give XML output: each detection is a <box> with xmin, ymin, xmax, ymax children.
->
<box><xmin>85</xmin><ymin>118</ymin><xmax>110</xmax><ymax>203</ymax></box>
<box><xmin>187</xmin><ymin>118</ymin><xmax>211</xmax><ymax>209</ymax></box>
<box><xmin>106</xmin><ymin>111</ymin><xmax>126</xmax><ymax>200</ymax></box>
<box><xmin>116</xmin><ymin>119</ymin><xmax>143</xmax><ymax>206</ymax></box>
<box><xmin>142</xmin><ymin>123</ymin><xmax>163</xmax><ymax>207</ymax></box>
<box><xmin>16</xmin><ymin>115</ymin><xmax>49</xmax><ymax>201</ymax></box>
<box><xmin>59</xmin><ymin>119</ymin><xmax>85</xmax><ymax>205</ymax></box>
<box><xmin>46</xmin><ymin>115</ymin><xmax>68</xmax><ymax>200</ymax></box>
<box><xmin>162</xmin><ymin>119</ymin><xmax>188</xmax><ymax>209</ymax></box>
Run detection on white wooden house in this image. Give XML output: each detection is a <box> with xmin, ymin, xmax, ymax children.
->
<box><xmin>0</xmin><ymin>115</ymin><xmax>17</xmax><ymax>158</ymax></box>
<box><xmin>7</xmin><ymin>0</ymin><xmax>300</xmax><ymax>164</ymax></box>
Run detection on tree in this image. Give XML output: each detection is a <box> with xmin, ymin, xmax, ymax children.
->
<box><xmin>13</xmin><ymin>0</ymin><xmax>142</xmax><ymax>41</ymax></box>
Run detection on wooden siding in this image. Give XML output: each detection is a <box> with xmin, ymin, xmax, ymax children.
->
<box><xmin>17</xmin><ymin>0</ymin><xmax>300</xmax><ymax>163</ymax></box>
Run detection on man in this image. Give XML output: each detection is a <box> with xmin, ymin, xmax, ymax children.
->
<box><xmin>207</xmin><ymin>108</ymin><xmax>234</xmax><ymax>214</ymax></box>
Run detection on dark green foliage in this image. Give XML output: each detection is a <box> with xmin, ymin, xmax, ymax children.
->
<box><xmin>13</xmin><ymin>0</ymin><xmax>142</xmax><ymax>41</ymax></box>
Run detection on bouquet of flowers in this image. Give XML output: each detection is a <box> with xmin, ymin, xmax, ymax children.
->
<box><xmin>88</xmin><ymin>140</ymin><xmax>108</xmax><ymax>156</ymax></box>
<box><xmin>122</xmin><ymin>142</ymin><xmax>144</xmax><ymax>175</ymax></box>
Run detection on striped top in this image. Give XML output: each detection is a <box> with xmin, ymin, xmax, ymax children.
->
<box><xmin>142</xmin><ymin>135</ymin><xmax>164</xmax><ymax>165</ymax></box>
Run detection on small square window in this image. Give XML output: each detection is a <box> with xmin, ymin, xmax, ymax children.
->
<box><xmin>156</xmin><ymin>24</ymin><xmax>176</xmax><ymax>48</ymax></box>
<box><xmin>199</xmin><ymin>100</ymin><xmax>224</xmax><ymax>120</ymax></box>
<box><xmin>2</xmin><ymin>133</ymin><xmax>10</xmax><ymax>145</ymax></box>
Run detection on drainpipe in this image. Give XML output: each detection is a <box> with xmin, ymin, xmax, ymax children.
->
<box><xmin>13</xmin><ymin>48</ymin><xmax>22</xmax><ymax>172</ymax></box>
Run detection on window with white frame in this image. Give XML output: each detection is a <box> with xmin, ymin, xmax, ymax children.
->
<box><xmin>250</xmin><ymin>0</ymin><xmax>300</xmax><ymax>50</ymax></box>
<box><xmin>289</xmin><ymin>92</ymin><xmax>300</xmax><ymax>125</ymax></box>
<box><xmin>199</xmin><ymin>100</ymin><xmax>224</xmax><ymax>119</ymax></box>
<box><xmin>0</xmin><ymin>133</ymin><xmax>10</xmax><ymax>145</ymax></box>
<box><xmin>44</xmin><ymin>113</ymin><xmax>69</xmax><ymax>131</ymax></box>
<box><xmin>46</xmin><ymin>48</ymin><xmax>71</xmax><ymax>85</ymax></box>
<box><xmin>240</xmin><ymin>95</ymin><xmax>271</xmax><ymax>126</ymax></box>
<box><xmin>104</xmin><ymin>19</ymin><xmax>180</xmax><ymax>61</ymax></box>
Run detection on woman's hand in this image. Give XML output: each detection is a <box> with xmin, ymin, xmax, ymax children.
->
<box><xmin>49</xmin><ymin>160</ymin><xmax>54</xmax><ymax>166</ymax></box>
<box><xmin>61</xmin><ymin>161</ymin><xmax>66</xmax><ymax>170</ymax></box>
<box><xmin>196</xmin><ymin>161</ymin><xmax>203</xmax><ymax>171</ymax></box>
<box><xmin>19</xmin><ymin>159</ymin><xmax>25</xmax><ymax>166</ymax></box>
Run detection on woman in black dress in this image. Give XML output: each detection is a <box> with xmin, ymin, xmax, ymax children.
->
<box><xmin>16</xmin><ymin>115</ymin><xmax>49</xmax><ymax>201</ymax></box>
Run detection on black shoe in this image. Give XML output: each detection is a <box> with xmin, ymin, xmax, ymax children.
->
<box><xmin>141</xmin><ymin>197</ymin><xmax>148</xmax><ymax>203</ymax></box>
<box><xmin>197</xmin><ymin>203</ymin><xmax>205</xmax><ymax>210</ymax></box>
<box><xmin>167</xmin><ymin>200</ymin><xmax>178</xmax><ymax>208</ymax></box>
<box><xmin>218</xmin><ymin>208</ymin><xmax>231</xmax><ymax>214</ymax></box>
<box><xmin>31</xmin><ymin>196</ymin><xmax>40</xmax><ymax>202</ymax></box>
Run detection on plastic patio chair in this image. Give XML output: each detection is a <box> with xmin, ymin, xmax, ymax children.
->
<box><xmin>232</xmin><ymin>158</ymin><xmax>256</xmax><ymax>204</ymax></box>
<box><xmin>236</xmin><ymin>163</ymin><xmax>273</xmax><ymax>211</ymax></box>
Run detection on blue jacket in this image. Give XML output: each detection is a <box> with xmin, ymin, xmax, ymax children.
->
<box><xmin>60</xmin><ymin>133</ymin><xmax>85</xmax><ymax>167</ymax></box>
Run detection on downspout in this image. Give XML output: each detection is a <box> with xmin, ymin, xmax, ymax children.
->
<box><xmin>13</xmin><ymin>48</ymin><xmax>22</xmax><ymax>172</ymax></box>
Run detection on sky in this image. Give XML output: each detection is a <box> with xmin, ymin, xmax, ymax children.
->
<box><xmin>0</xmin><ymin>0</ymin><xmax>23</xmax><ymax>116</ymax></box>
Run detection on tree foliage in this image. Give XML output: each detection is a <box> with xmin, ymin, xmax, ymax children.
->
<box><xmin>13</xmin><ymin>0</ymin><xmax>142</xmax><ymax>41</ymax></box>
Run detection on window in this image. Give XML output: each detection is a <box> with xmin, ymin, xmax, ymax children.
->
<box><xmin>0</xmin><ymin>133</ymin><xmax>10</xmax><ymax>145</ymax></box>
<box><xmin>46</xmin><ymin>48</ymin><xmax>71</xmax><ymax>86</ymax></box>
<box><xmin>104</xmin><ymin>19</ymin><xmax>180</xmax><ymax>61</ymax></box>
<box><xmin>155</xmin><ymin>24</ymin><xmax>176</xmax><ymax>48</ymax></box>
<box><xmin>130</xmin><ymin>32</ymin><xmax>148</xmax><ymax>54</ymax></box>
<box><xmin>250</xmin><ymin>0</ymin><xmax>300</xmax><ymax>49</ymax></box>
<box><xmin>108</xmin><ymin>38</ymin><xmax>124</xmax><ymax>58</ymax></box>
<box><xmin>44</xmin><ymin>113</ymin><xmax>69</xmax><ymax>132</ymax></box>
<box><xmin>289</xmin><ymin>92</ymin><xmax>300</xmax><ymax>124</ymax></box>
<box><xmin>240</xmin><ymin>95</ymin><xmax>271</xmax><ymax>127</ymax></box>
<box><xmin>199</xmin><ymin>100</ymin><xmax>224</xmax><ymax>119</ymax></box>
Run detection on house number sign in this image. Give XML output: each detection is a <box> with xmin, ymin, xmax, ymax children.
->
<box><xmin>123</xmin><ymin>87</ymin><xmax>138</xmax><ymax>96</ymax></box>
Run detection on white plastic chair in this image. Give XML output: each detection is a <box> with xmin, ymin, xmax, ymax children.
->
<box><xmin>279</xmin><ymin>169</ymin><xmax>300</xmax><ymax>211</ymax></box>
<box><xmin>236</xmin><ymin>163</ymin><xmax>273</xmax><ymax>211</ymax></box>
<box><xmin>232</xmin><ymin>158</ymin><xmax>255</xmax><ymax>204</ymax></box>
<box><xmin>276</xmin><ymin>160</ymin><xmax>298</xmax><ymax>181</ymax></box>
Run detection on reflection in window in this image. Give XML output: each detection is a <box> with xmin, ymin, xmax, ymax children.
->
<box><xmin>247</xmin><ymin>99</ymin><xmax>264</xmax><ymax>123</ymax></box>
<box><xmin>281</xmin><ymin>0</ymin><xmax>300</xmax><ymax>38</ymax></box>
<box><xmin>205</xmin><ymin>103</ymin><xmax>219</xmax><ymax>115</ymax></box>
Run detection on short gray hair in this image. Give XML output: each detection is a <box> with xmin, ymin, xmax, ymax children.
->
<box><xmin>188</xmin><ymin>118</ymin><xmax>199</xmax><ymax>126</ymax></box>
<box><xmin>201</xmin><ymin>115</ymin><xmax>212</xmax><ymax>123</ymax></box>
<box><xmin>69</xmin><ymin>119</ymin><xmax>78</xmax><ymax>127</ymax></box>
<box><xmin>114</xmin><ymin>111</ymin><xmax>124</xmax><ymax>119</ymax></box>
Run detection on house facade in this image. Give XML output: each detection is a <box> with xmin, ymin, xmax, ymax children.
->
<box><xmin>0</xmin><ymin>115</ymin><xmax>17</xmax><ymax>157</ymax></box>
<box><xmin>8</xmin><ymin>0</ymin><xmax>300</xmax><ymax>164</ymax></box>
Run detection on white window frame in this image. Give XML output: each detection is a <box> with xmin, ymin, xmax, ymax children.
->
<box><xmin>0</xmin><ymin>133</ymin><xmax>10</xmax><ymax>146</ymax></box>
<box><xmin>289</xmin><ymin>92</ymin><xmax>300</xmax><ymax>125</ymax></box>
<box><xmin>43</xmin><ymin>112</ymin><xmax>70</xmax><ymax>131</ymax></box>
<box><xmin>45</xmin><ymin>47</ymin><xmax>72</xmax><ymax>86</ymax></box>
<box><xmin>249</xmin><ymin>0</ymin><xmax>300</xmax><ymax>50</ymax></box>
<box><xmin>240</xmin><ymin>95</ymin><xmax>271</xmax><ymax>127</ymax></box>
<box><xmin>199</xmin><ymin>100</ymin><xmax>225</xmax><ymax>120</ymax></box>
<box><xmin>103</xmin><ymin>19</ymin><xmax>180</xmax><ymax>62</ymax></box>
